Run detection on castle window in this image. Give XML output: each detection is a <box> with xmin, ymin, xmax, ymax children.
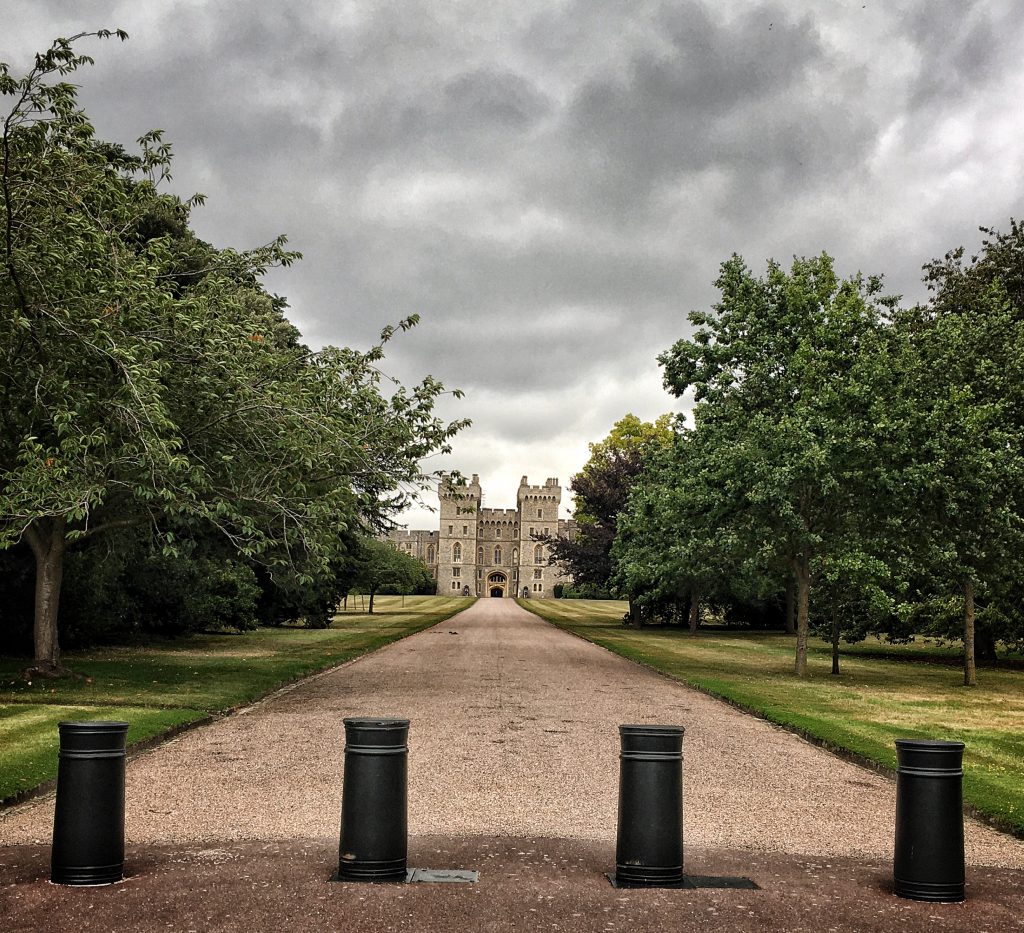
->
<box><xmin>453</xmin><ymin>567</ymin><xmax>461</xmax><ymax>578</ymax></box>
<box><xmin>452</xmin><ymin>582</ymin><xmax>457</xmax><ymax>590</ymax></box>
<box><xmin>534</xmin><ymin>569</ymin><xmax>542</xmax><ymax>580</ymax></box>
<box><xmin>512</xmin><ymin>548</ymin><xmax>518</xmax><ymax>563</ymax></box>
<box><xmin>496</xmin><ymin>528</ymin><xmax>501</xmax><ymax>538</ymax></box>
<box><xmin>537</xmin><ymin>509</ymin><xmax>542</xmax><ymax>518</ymax></box>
<box><xmin>534</xmin><ymin>544</ymin><xmax>543</xmax><ymax>563</ymax></box>
<box><xmin>477</xmin><ymin>569</ymin><xmax>482</xmax><ymax>578</ymax></box>
<box><xmin>477</xmin><ymin>546</ymin><xmax>483</xmax><ymax>563</ymax></box>
<box><xmin>544</xmin><ymin>527</ymin><xmax>549</xmax><ymax>535</ymax></box>
<box><xmin>494</xmin><ymin>546</ymin><xmax>502</xmax><ymax>564</ymax></box>
<box><xmin>448</xmin><ymin>525</ymin><xmax>453</xmax><ymax>534</ymax></box>
<box><xmin>463</xmin><ymin>525</ymin><xmax>468</xmax><ymax>535</ymax></box>
<box><xmin>453</xmin><ymin>542</ymin><xmax>462</xmax><ymax>563</ymax></box>
<box><xmin>427</xmin><ymin>545</ymin><xmax>435</xmax><ymax>563</ymax></box>
<box><xmin>529</xmin><ymin>527</ymin><xmax>534</xmax><ymax>536</ymax></box>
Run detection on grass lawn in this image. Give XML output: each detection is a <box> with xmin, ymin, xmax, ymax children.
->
<box><xmin>0</xmin><ymin>595</ymin><xmax>472</xmax><ymax>803</ymax></box>
<box><xmin>520</xmin><ymin>598</ymin><xmax>1024</xmax><ymax>837</ymax></box>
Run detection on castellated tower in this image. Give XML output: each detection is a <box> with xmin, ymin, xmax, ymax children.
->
<box><xmin>437</xmin><ymin>473</ymin><xmax>481</xmax><ymax>596</ymax></box>
<box><xmin>383</xmin><ymin>473</ymin><xmax>574</xmax><ymax>598</ymax></box>
<box><xmin>517</xmin><ymin>476</ymin><xmax>562</xmax><ymax>598</ymax></box>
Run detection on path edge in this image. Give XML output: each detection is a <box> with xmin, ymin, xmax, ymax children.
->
<box><xmin>517</xmin><ymin>601</ymin><xmax>1024</xmax><ymax>843</ymax></box>
<box><xmin>0</xmin><ymin>599</ymin><xmax>478</xmax><ymax>816</ymax></box>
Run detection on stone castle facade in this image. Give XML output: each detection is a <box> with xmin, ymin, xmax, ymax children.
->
<box><xmin>385</xmin><ymin>474</ymin><xmax>575</xmax><ymax>598</ymax></box>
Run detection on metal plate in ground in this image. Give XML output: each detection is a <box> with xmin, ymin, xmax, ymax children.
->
<box><xmin>406</xmin><ymin>868</ymin><xmax>479</xmax><ymax>883</ymax></box>
<box><xmin>607</xmin><ymin>873</ymin><xmax>759</xmax><ymax>890</ymax></box>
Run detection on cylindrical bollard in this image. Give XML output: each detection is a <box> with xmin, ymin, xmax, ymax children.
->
<box><xmin>615</xmin><ymin>724</ymin><xmax>685</xmax><ymax>886</ymax></box>
<box><xmin>337</xmin><ymin>717</ymin><xmax>409</xmax><ymax>882</ymax></box>
<box><xmin>893</xmin><ymin>739</ymin><xmax>965</xmax><ymax>902</ymax></box>
<box><xmin>51</xmin><ymin>720</ymin><xmax>129</xmax><ymax>885</ymax></box>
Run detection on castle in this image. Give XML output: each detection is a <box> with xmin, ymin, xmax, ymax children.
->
<box><xmin>384</xmin><ymin>474</ymin><xmax>576</xmax><ymax>598</ymax></box>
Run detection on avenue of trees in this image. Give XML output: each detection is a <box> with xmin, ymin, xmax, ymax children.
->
<box><xmin>554</xmin><ymin>230</ymin><xmax>1024</xmax><ymax>685</ymax></box>
<box><xmin>0</xmin><ymin>35</ymin><xmax>461</xmax><ymax>671</ymax></box>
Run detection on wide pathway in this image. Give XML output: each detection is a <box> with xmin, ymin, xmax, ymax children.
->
<box><xmin>3</xmin><ymin>598</ymin><xmax>1021</xmax><ymax>868</ymax></box>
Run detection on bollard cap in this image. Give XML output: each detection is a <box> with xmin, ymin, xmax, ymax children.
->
<box><xmin>895</xmin><ymin>738</ymin><xmax>964</xmax><ymax>775</ymax></box>
<box><xmin>619</xmin><ymin>724</ymin><xmax>684</xmax><ymax>758</ymax></box>
<box><xmin>344</xmin><ymin>717</ymin><xmax>409</xmax><ymax>750</ymax></box>
<box><xmin>57</xmin><ymin>721</ymin><xmax>129</xmax><ymax>753</ymax></box>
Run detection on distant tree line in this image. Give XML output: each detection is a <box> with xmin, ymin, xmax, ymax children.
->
<box><xmin>0</xmin><ymin>35</ymin><xmax>461</xmax><ymax>669</ymax></box>
<box><xmin>546</xmin><ymin>226</ymin><xmax>1024</xmax><ymax>686</ymax></box>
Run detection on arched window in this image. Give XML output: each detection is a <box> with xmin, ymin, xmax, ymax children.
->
<box><xmin>494</xmin><ymin>545</ymin><xmax>502</xmax><ymax>564</ymax></box>
<box><xmin>496</xmin><ymin>527</ymin><xmax>501</xmax><ymax>538</ymax></box>
<box><xmin>512</xmin><ymin>547</ymin><xmax>518</xmax><ymax>563</ymax></box>
<box><xmin>427</xmin><ymin>545</ymin><xmax>435</xmax><ymax>563</ymax></box>
<box><xmin>453</xmin><ymin>542</ymin><xmax>462</xmax><ymax>563</ymax></box>
<box><xmin>534</xmin><ymin>544</ymin><xmax>543</xmax><ymax>563</ymax></box>
<box><xmin>477</xmin><ymin>546</ymin><xmax>483</xmax><ymax>564</ymax></box>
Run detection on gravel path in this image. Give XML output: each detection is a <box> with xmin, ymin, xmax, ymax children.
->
<box><xmin>3</xmin><ymin>598</ymin><xmax>1022</xmax><ymax>869</ymax></box>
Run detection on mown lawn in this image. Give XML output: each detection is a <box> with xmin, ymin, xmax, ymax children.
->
<box><xmin>0</xmin><ymin>596</ymin><xmax>472</xmax><ymax>802</ymax></box>
<box><xmin>520</xmin><ymin>598</ymin><xmax>1024</xmax><ymax>837</ymax></box>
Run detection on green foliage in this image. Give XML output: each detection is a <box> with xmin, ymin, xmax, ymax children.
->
<box><xmin>350</xmin><ymin>538</ymin><xmax>434</xmax><ymax>610</ymax></box>
<box><xmin>609</xmin><ymin>228</ymin><xmax>1024</xmax><ymax>680</ymax></box>
<box><xmin>0</xmin><ymin>35</ymin><xmax>467</xmax><ymax>665</ymax></box>
<box><xmin>540</xmin><ymin>413</ymin><xmax>673</xmax><ymax>603</ymax></box>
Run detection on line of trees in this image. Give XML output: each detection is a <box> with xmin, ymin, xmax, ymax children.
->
<box><xmin>552</xmin><ymin>229</ymin><xmax>1024</xmax><ymax>685</ymax></box>
<box><xmin>0</xmin><ymin>35</ymin><xmax>461</xmax><ymax>670</ymax></box>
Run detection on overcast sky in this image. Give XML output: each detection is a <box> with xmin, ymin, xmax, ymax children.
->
<box><xmin>7</xmin><ymin>1</ymin><xmax>1024</xmax><ymax>527</ymax></box>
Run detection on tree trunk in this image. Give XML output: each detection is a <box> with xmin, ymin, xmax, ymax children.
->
<box><xmin>963</xmin><ymin>578</ymin><xmax>977</xmax><ymax>687</ymax></box>
<box><xmin>688</xmin><ymin>588</ymin><xmax>700</xmax><ymax>634</ymax></box>
<box><xmin>831</xmin><ymin>606</ymin><xmax>840</xmax><ymax>676</ymax></box>
<box><xmin>25</xmin><ymin>516</ymin><xmax>68</xmax><ymax>672</ymax></box>
<box><xmin>784</xmin><ymin>576</ymin><xmax>796</xmax><ymax>635</ymax></box>
<box><xmin>628</xmin><ymin>598</ymin><xmax>641</xmax><ymax>628</ymax></box>
<box><xmin>368</xmin><ymin>590</ymin><xmax>375</xmax><ymax>615</ymax></box>
<box><xmin>794</xmin><ymin>554</ymin><xmax>810</xmax><ymax>677</ymax></box>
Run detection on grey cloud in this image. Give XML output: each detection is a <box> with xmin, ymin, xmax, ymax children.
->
<box><xmin>7</xmin><ymin>0</ymin><xmax>1024</xmax><ymax>529</ymax></box>
<box><xmin>902</xmin><ymin>0</ymin><xmax>1022</xmax><ymax>108</ymax></box>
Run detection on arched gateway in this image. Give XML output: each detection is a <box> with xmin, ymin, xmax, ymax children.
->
<box><xmin>487</xmin><ymin>571</ymin><xmax>507</xmax><ymax>597</ymax></box>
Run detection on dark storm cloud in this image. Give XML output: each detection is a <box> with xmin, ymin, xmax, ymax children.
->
<box><xmin>901</xmin><ymin>0</ymin><xmax>1023</xmax><ymax>108</ymax></box>
<box><xmin>7</xmin><ymin>0</ymin><xmax>1024</xmax><ymax>523</ymax></box>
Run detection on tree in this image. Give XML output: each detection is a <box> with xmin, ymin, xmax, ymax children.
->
<box><xmin>658</xmin><ymin>254</ymin><xmax>899</xmax><ymax>675</ymax></box>
<box><xmin>893</xmin><ymin>223</ymin><xmax>1024</xmax><ymax>685</ymax></box>
<box><xmin>0</xmin><ymin>35</ymin><xmax>466</xmax><ymax>672</ymax></box>
<box><xmin>539</xmin><ymin>414</ymin><xmax>672</xmax><ymax>622</ymax></box>
<box><xmin>350</xmin><ymin>538</ymin><xmax>432</xmax><ymax>614</ymax></box>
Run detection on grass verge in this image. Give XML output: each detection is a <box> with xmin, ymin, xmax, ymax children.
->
<box><xmin>519</xmin><ymin>598</ymin><xmax>1024</xmax><ymax>838</ymax></box>
<box><xmin>0</xmin><ymin>595</ymin><xmax>472</xmax><ymax>803</ymax></box>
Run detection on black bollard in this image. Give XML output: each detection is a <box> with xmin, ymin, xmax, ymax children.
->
<box><xmin>337</xmin><ymin>717</ymin><xmax>409</xmax><ymax>882</ymax></box>
<box><xmin>893</xmin><ymin>739</ymin><xmax>966</xmax><ymax>902</ymax></box>
<box><xmin>51</xmin><ymin>720</ymin><xmax>129</xmax><ymax>885</ymax></box>
<box><xmin>614</xmin><ymin>724</ymin><xmax>685</xmax><ymax>887</ymax></box>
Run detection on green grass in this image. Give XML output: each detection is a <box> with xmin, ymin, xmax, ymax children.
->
<box><xmin>0</xmin><ymin>596</ymin><xmax>472</xmax><ymax>802</ymax></box>
<box><xmin>519</xmin><ymin>598</ymin><xmax>1024</xmax><ymax>837</ymax></box>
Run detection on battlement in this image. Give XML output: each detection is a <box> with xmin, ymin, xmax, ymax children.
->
<box><xmin>479</xmin><ymin>508</ymin><xmax>519</xmax><ymax>522</ymax></box>
<box><xmin>517</xmin><ymin>475</ymin><xmax>561</xmax><ymax>503</ymax></box>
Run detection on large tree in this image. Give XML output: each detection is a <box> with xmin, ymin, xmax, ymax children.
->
<box><xmin>539</xmin><ymin>414</ymin><xmax>672</xmax><ymax>619</ymax></box>
<box><xmin>0</xmin><ymin>35</ymin><xmax>466</xmax><ymax>672</ymax></box>
<box><xmin>894</xmin><ymin>223</ymin><xmax>1024</xmax><ymax>685</ymax></box>
<box><xmin>658</xmin><ymin>254</ymin><xmax>899</xmax><ymax>675</ymax></box>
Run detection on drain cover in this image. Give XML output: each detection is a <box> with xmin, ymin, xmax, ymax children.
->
<box><xmin>406</xmin><ymin>869</ymin><xmax>479</xmax><ymax>883</ymax></box>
